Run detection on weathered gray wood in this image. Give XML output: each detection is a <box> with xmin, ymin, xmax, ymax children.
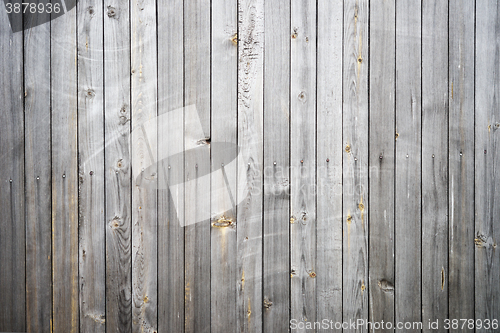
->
<box><xmin>131</xmin><ymin>0</ymin><xmax>158</xmax><ymax>331</ymax></box>
<box><xmin>0</xmin><ymin>3</ymin><xmax>25</xmax><ymax>332</ymax></box>
<box><xmin>368</xmin><ymin>0</ymin><xmax>395</xmax><ymax>330</ymax></box>
<box><xmin>290</xmin><ymin>0</ymin><xmax>316</xmax><ymax>328</ymax></box>
<box><xmin>395</xmin><ymin>0</ymin><xmax>422</xmax><ymax>329</ymax></box>
<box><xmin>237</xmin><ymin>0</ymin><xmax>264</xmax><ymax>331</ymax></box>
<box><xmin>263</xmin><ymin>0</ymin><xmax>290</xmax><ymax>331</ymax></box>
<box><xmin>157</xmin><ymin>0</ymin><xmax>184</xmax><ymax>331</ymax></box>
<box><xmin>475</xmin><ymin>1</ymin><xmax>500</xmax><ymax>330</ymax></box>
<box><xmin>24</xmin><ymin>6</ymin><xmax>52</xmax><ymax>333</ymax></box>
<box><xmin>342</xmin><ymin>0</ymin><xmax>369</xmax><ymax>331</ymax></box>
<box><xmin>316</xmin><ymin>0</ymin><xmax>343</xmax><ymax>326</ymax></box>
<box><xmin>422</xmin><ymin>1</ymin><xmax>449</xmax><ymax>330</ymax></box>
<box><xmin>183</xmin><ymin>1</ymin><xmax>211</xmax><ymax>332</ymax></box>
<box><xmin>51</xmin><ymin>3</ymin><xmax>79</xmax><ymax>332</ymax></box>
<box><xmin>210</xmin><ymin>0</ymin><xmax>238</xmax><ymax>331</ymax></box>
<box><xmin>104</xmin><ymin>0</ymin><xmax>132</xmax><ymax>331</ymax></box>
<box><xmin>77</xmin><ymin>1</ymin><xmax>106</xmax><ymax>331</ymax></box>
<box><xmin>448</xmin><ymin>0</ymin><xmax>475</xmax><ymax>330</ymax></box>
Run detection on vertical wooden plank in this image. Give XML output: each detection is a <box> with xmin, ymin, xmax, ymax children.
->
<box><xmin>211</xmin><ymin>0</ymin><xmax>238</xmax><ymax>331</ymax></box>
<box><xmin>184</xmin><ymin>0</ymin><xmax>211</xmax><ymax>332</ymax></box>
<box><xmin>0</xmin><ymin>3</ymin><xmax>25</xmax><ymax>331</ymax></box>
<box><xmin>104</xmin><ymin>0</ymin><xmax>132</xmax><ymax>331</ymax></box>
<box><xmin>342</xmin><ymin>0</ymin><xmax>369</xmax><ymax>331</ymax></box>
<box><xmin>263</xmin><ymin>0</ymin><xmax>290</xmax><ymax>331</ymax></box>
<box><xmin>422</xmin><ymin>1</ymin><xmax>449</xmax><ymax>330</ymax></box>
<box><xmin>316</xmin><ymin>0</ymin><xmax>343</xmax><ymax>325</ymax></box>
<box><xmin>368</xmin><ymin>0</ymin><xmax>395</xmax><ymax>330</ymax></box>
<box><xmin>395</xmin><ymin>0</ymin><xmax>422</xmax><ymax>329</ymax></box>
<box><xmin>131</xmin><ymin>0</ymin><xmax>158</xmax><ymax>330</ymax></box>
<box><xmin>448</xmin><ymin>0</ymin><xmax>475</xmax><ymax>329</ymax></box>
<box><xmin>290</xmin><ymin>0</ymin><xmax>316</xmax><ymax>328</ymax></box>
<box><xmin>77</xmin><ymin>0</ymin><xmax>105</xmax><ymax>331</ymax></box>
<box><xmin>475</xmin><ymin>1</ymin><xmax>500</xmax><ymax>330</ymax></box>
<box><xmin>237</xmin><ymin>0</ymin><xmax>264</xmax><ymax>331</ymax></box>
<box><xmin>51</xmin><ymin>1</ymin><xmax>79</xmax><ymax>331</ymax></box>
<box><xmin>157</xmin><ymin>0</ymin><xmax>184</xmax><ymax>331</ymax></box>
<box><xmin>25</xmin><ymin>4</ymin><xmax>52</xmax><ymax>332</ymax></box>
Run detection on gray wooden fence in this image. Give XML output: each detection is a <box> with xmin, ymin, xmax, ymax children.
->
<box><xmin>0</xmin><ymin>0</ymin><xmax>499</xmax><ymax>332</ymax></box>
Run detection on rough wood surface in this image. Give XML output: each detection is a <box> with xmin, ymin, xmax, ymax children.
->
<box><xmin>263</xmin><ymin>0</ymin><xmax>290</xmax><ymax>331</ymax></box>
<box><xmin>104</xmin><ymin>0</ymin><xmax>132</xmax><ymax>331</ymax></box>
<box><xmin>422</xmin><ymin>1</ymin><xmax>449</xmax><ymax>330</ymax></box>
<box><xmin>368</xmin><ymin>0</ymin><xmax>395</xmax><ymax>330</ymax></box>
<box><xmin>25</xmin><ymin>6</ymin><xmax>52</xmax><ymax>333</ymax></box>
<box><xmin>448</xmin><ymin>0</ymin><xmax>475</xmax><ymax>330</ymax></box>
<box><xmin>0</xmin><ymin>3</ymin><xmax>25</xmax><ymax>331</ymax></box>
<box><xmin>237</xmin><ymin>0</ymin><xmax>264</xmax><ymax>331</ymax></box>
<box><xmin>290</xmin><ymin>0</ymin><xmax>317</xmax><ymax>328</ymax></box>
<box><xmin>51</xmin><ymin>2</ymin><xmax>79</xmax><ymax>332</ymax></box>
<box><xmin>342</xmin><ymin>0</ymin><xmax>369</xmax><ymax>331</ymax></box>
<box><xmin>475</xmin><ymin>1</ymin><xmax>500</xmax><ymax>331</ymax></box>
<box><xmin>316</xmin><ymin>0</ymin><xmax>343</xmax><ymax>326</ymax></box>
<box><xmin>395</xmin><ymin>0</ymin><xmax>422</xmax><ymax>329</ymax></box>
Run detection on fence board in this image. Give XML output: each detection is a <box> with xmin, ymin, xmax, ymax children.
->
<box><xmin>0</xmin><ymin>3</ymin><xmax>25</xmax><ymax>331</ymax></box>
<box><xmin>448</xmin><ymin>0</ymin><xmax>475</xmax><ymax>329</ymax></box>
<box><xmin>422</xmin><ymin>1</ymin><xmax>449</xmax><ymax>330</ymax></box>
<box><xmin>475</xmin><ymin>1</ymin><xmax>500</xmax><ymax>330</ymax></box>
<box><xmin>342</xmin><ymin>0</ymin><xmax>369</xmax><ymax>331</ymax></box>
<box><xmin>368</xmin><ymin>0</ymin><xmax>395</xmax><ymax>330</ymax></box>
<box><xmin>395</xmin><ymin>0</ymin><xmax>422</xmax><ymax>329</ymax></box>
<box><xmin>104</xmin><ymin>0</ymin><xmax>132</xmax><ymax>331</ymax></box>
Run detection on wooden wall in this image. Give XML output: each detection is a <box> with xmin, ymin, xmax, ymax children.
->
<box><xmin>0</xmin><ymin>0</ymin><xmax>499</xmax><ymax>332</ymax></box>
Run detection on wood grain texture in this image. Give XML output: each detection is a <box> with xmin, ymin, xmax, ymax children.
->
<box><xmin>104</xmin><ymin>0</ymin><xmax>132</xmax><ymax>331</ymax></box>
<box><xmin>183</xmin><ymin>0</ymin><xmax>211</xmax><ymax>332</ymax></box>
<box><xmin>237</xmin><ymin>0</ymin><xmax>264</xmax><ymax>331</ymax></box>
<box><xmin>25</xmin><ymin>5</ymin><xmax>52</xmax><ymax>332</ymax></box>
<box><xmin>422</xmin><ymin>1</ymin><xmax>449</xmax><ymax>330</ymax></box>
<box><xmin>0</xmin><ymin>3</ymin><xmax>25</xmax><ymax>331</ymax></box>
<box><xmin>157</xmin><ymin>0</ymin><xmax>184</xmax><ymax>331</ymax></box>
<box><xmin>290</xmin><ymin>0</ymin><xmax>316</xmax><ymax>328</ymax></box>
<box><xmin>316</xmin><ymin>0</ymin><xmax>343</xmax><ymax>326</ymax></box>
<box><xmin>78</xmin><ymin>1</ymin><xmax>106</xmax><ymax>331</ymax></box>
<box><xmin>368</xmin><ymin>0</ymin><xmax>395</xmax><ymax>330</ymax></box>
<box><xmin>263</xmin><ymin>0</ymin><xmax>290</xmax><ymax>331</ymax></box>
<box><xmin>475</xmin><ymin>1</ymin><xmax>500</xmax><ymax>331</ymax></box>
<box><xmin>210</xmin><ymin>0</ymin><xmax>238</xmax><ymax>331</ymax></box>
<box><xmin>51</xmin><ymin>2</ymin><xmax>79</xmax><ymax>332</ymax></box>
<box><xmin>448</xmin><ymin>0</ymin><xmax>475</xmax><ymax>330</ymax></box>
<box><xmin>395</xmin><ymin>0</ymin><xmax>422</xmax><ymax>329</ymax></box>
<box><xmin>342</xmin><ymin>0</ymin><xmax>369</xmax><ymax>331</ymax></box>
<box><xmin>131</xmin><ymin>0</ymin><xmax>158</xmax><ymax>331</ymax></box>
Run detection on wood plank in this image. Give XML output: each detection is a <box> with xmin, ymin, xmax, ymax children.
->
<box><xmin>395</xmin><ymin>0</ymin><xmax>422</xmax><ymax>329</ymax></box>
<box><xmin>104</xmin><ymin>0</ymin><xmax>132</xmax><ymax>331</ymax></box>
<box><xmin>368</xmin><ymin>0</ymin><xmax>395</xmax><ymax>330</ymax></box>
<box><xmin>263</xmin><ymin>0</ymin><xmax>290</xmax><ymax>331</ymax></box>
<box><xmin>422</xmin><ymin>1</ymin><xmax>449</xmax><ymax>330</ymax></box>
<box><xmin>210</xmin><ymin>0</ymin><xmax>238</xmax><ymax>331</ymax></box>
<box><xmin>342</xmin><ymin>0</ymin><xmax>369</xmax><ymax>331</ymax></box>
<box><xmin>24</xmin><ymin>5</ymin><xmax>52</xmax><ymax>332</ymax></box>
<box><xmin>157</xmin><ymin>0</ymin><xmax>184</xmax><ymax>331</ymax></box>
<box><xmin>237</xmin><ymin>0</ymin><xmax>264</xmax><ymax>331</ymax></box>
<box><xmin>316</xmin><ymin>0</ymin><xmax>343</xmax><ymax>326</ymax></box>
<box><xmin>77</xmin><ymin>1</ymin><xmax>106</xmax><ymax>331</ymax></box>
<box><xmin>0</xmin><ymin>3</ymin><xmax>25</xmax><ymax>331</ymax></box>
<box><xmin>131</xmin><ymin>0</ymin><xmax>158</xmax><ymax>330</ymax></box>
<box><xmin>290</xmin><ymin>0</ymin><xmax>316</xmax><ymax>328</ymax></box>
<box><xmin>51</xmin><ymin>2</ymin><xmax>79</xmax><ymax>331</ymax></box>
<box><xmin>183</xmin><ymin>0</ymin><xmax>211</xmax><ymax>332</ymax></box>
<box><xmin>475</xmin><ymin>1</ymin><xmax>500</xmax><ymax>330</ymax></box>
<box><xmin>448</xmin><ymin>0</ymin><xmax>475</xmax><ymax>329</ymax></box>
